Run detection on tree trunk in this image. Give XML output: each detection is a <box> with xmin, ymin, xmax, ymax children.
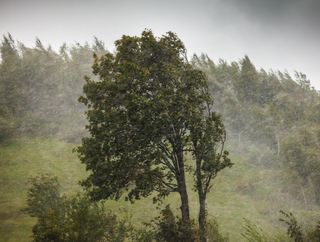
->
<box><xmin>196</xmin><ymin>158</ymin><xmax>207</xmax><ymax>242</ymax></box>
<box><xmin>198</xmin><ymin>192</ymin><xmax>207</xmax><ymax>242</ymax></box>
<box><xmin>178</xmin><ymin>177</ymin><xmax>190</xmax><ymax>225</ymax></box>
<box><xmin>176</xmin><ymin>150</ymin><xmax>191</xmax><ymax>227</ymax></box>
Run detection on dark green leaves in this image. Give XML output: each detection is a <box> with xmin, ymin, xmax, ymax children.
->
<box><xmin>77</xmin><ymin>30</ymin><xmax>222</xmax><ymax>203</ymax></box>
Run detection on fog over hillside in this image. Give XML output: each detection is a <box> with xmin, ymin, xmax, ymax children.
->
<box><xmin>1</xmin><ymin>1</ymin><xmax>320</xmax><ymax>241</ymax></box>
<box><xmin>1</xmin><ymin>0</ymin><xmax>319</xmax><ymax>89</ymax></box>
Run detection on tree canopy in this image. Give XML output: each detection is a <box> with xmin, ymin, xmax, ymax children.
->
<box><xmin>77</xmin><ymin>30</ymin><xmax>231</xmax><ymax>241</ymax></box>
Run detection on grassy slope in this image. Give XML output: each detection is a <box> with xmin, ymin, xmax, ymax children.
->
<box><xmin>0</xmin><ymin>138</ymin><xmax>319</xmax><ymax>242</ymax></box>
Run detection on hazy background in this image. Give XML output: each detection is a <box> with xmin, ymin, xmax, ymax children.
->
<box><xmin>1</xmin><ymin>0</ymin><xmax>319</xmax><ymax>89</ymax></box>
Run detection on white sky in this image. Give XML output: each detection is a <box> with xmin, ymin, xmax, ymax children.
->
<box><xmin>1</xmin><ymin>0</ymin><xmax>319</xmax><ymax>89</ymax></box>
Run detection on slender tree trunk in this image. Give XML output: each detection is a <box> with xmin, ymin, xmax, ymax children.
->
<box><xmin>196</xmin><ymin>158</ymin><xmax>207</xmax><ymax>242</ymax></box>
<box><xmin>198</xmin><ymin>192</ymin><xmax>207</xmax><ymax>242</ymax></box>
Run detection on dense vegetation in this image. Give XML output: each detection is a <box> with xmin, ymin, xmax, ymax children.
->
<box><xmin>0</xmin><ymin>34</ymin><xmax>106</xmax><ymax>142</ymax></box>
<box><xmin>192</xmin><ymin>54</ymin><xmax>320</xmax><ymax>205</ymax></box>
<box><xmin>0</xmin><ymin>32</ymin><xmax>320</xmax><ymax>241</ymax></box>
<box><xmin>77</xmin><ymin>30</ymin><xmax>232</xmax><ymax>242</ymax></box>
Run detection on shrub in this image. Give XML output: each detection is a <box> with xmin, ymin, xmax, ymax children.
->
<box><xmin>24</xmin><ymin>174</ymin><xmax>131</xmax><ymax>242</ymax></box>
<box><xmin>279</xmin><ymin>210</ymin><xmax>304</xmax><ymax>242</ymax></box>
<box><xmin>150</xmin><ymin>205</ymin><xmax>196</xmax><ymax>242</ymax></box>
<box><xmin>142</xmin><ymin>206</ymin><xmax>230</xmax><ymax>242</ymax></box>
<box><xmin>241</xmin><ymin>218</ymin><xmax>268</xmax><ymax>242</ymax></box>
<box><xmin>24</xmin><ymin>174</ymin><xmax>62</xmax><ymax>218</ymax></box>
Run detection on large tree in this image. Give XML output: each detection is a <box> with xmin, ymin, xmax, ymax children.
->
<box><xmin>77</xmin><ymin>30</ymin><xmax>231</xmax><ymax>241</ymax></box>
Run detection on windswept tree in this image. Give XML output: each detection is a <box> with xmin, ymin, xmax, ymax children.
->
<box><xmin>190</xmin><ymin>106</ymin><xmax>232</xmax><ymax>241</ymax></box>
<box><xmin>77</xmin><ymin>30</ymin><xmax>231</xmax><ymax>241</ymax></box>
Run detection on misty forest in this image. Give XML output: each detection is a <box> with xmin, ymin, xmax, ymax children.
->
<box><xmin>1</xmin><ymin>29</ymin><xmax>320</xmax><ymax>242</ymax></box>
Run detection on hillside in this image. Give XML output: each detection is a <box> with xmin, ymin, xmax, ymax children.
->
<box><xmin>1</xmin><ymin>35</ymin><xmax>320</xmax><ymax>241</ymax></box>
<box><xmin>1</xmin><ymin>138</ymin><xmax>319</xmax><ymax>242</ymax></box>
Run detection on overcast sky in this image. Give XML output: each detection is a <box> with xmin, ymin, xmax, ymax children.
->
<box><xmin>1</xmin><ymin>0</ymin><xmax>319</xmax><ymax>89</ymax></box>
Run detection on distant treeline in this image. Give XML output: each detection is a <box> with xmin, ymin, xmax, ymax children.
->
<box><xmin>1</xmin><ymin>34</ymin><xmax>319</xmax><ymax>204</ymax></box>
<box><xmin>193</xmin><ymin>54</ymin><xmax>320</xmax><ymax>204</ymax></box>
<box><xmin>0</xmin><ymin>34</ymin><xmax>107</xmax><ymax>141</ymax></box>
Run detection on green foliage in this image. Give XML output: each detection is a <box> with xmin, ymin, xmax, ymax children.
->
<box><xmin>23</xmin><ymin>174</ymin><xmax>131</xmax><ymax>242</ymax></box>
<box><xmin>235</xmin><ymin>56</ymin><xmax>260</xmax><ymax>103</ymax></box>
<box><xmin>190</xmin><ymin>100</ymin><xmax>232</xmax><ymax>241</ymax></box>
<box><xmin>23</xmin><ymin>174</ymin><xmax>62</xmax><ymax>218</ymax></box>
<box><xmin>150</xmin><ymin>205</ymin><xmax>196</xmax><ymax>242</ymax></box>
<box><xmin>192</xmin><ymin>54</ymin><xmax>319</xmax><ymax>156</ymax></box>
<box><xmin>63</xmin><ymin>196</ymin><xmax>125</xmax><ymax>242</ymax></box>
<box><xmin>241</xmin><ymin>218</ymin><xmax>268</xmax><ymax>242</ymax></box>
<box><xmin>1</xmin><ymin>138</ymin><xmax>320</xmax><ymax>242</ymax></box>
<box><xmin>141</xmin><ymin>207</ymin><xmax>229</xmax><ymax>242</ymax></box>
<box><xmin>278</xmin><ymin>211</ymin><xmax>320</xmax><ymax>242</ymax></box>
<box><xmin>77</xmin><ymin>30</ymin><xmax>231</xmax><ymax>241</ymax></box>
<box><xmin>0</xmin><ymin>34</ymin><xmax>22</xmax><ymax>140</ymax></box>
<box><xmin>279</xmin><ymin>210</ymin><xmax>304</xmax><ymax>242</ymax></box>
<box><xmin>23</xmin><ymin>174</ymin><xmax>231</xmax><ymax>242</ymax></box>
<box><xmin>281</xmin><ymin>125</ymin><xmax>320</xmax><ymax>204</ymax></box>
<box><xmin>241</xmin><ymin>218</ymin><xmax>291</xmax><ymax>242</ymax></box>
<box><xmin>192</xmin><ymin>54</ymin><xmax>320</xmax><ymax>207</ymax></box>
<box><xmin>77</xmin><ymin>30</ymin><xmax>212</xmax><ymax>202</ymax></box>
<box><xmin>0</xmin><ymin>106</ymin><xmax>16</xmax><ymax>141</ymax></box>
<box><xmin>0</xmin><ymin>34</ymin><xmax>108</xmax><ymax>141</ymax></box>
<box><xmin>1</xmin><ymin>32</ymin><xmax>320</xmax><ymax>241</ymax></box>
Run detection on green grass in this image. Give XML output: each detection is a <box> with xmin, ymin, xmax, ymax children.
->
<box><xmin>0</xmin><ymin>138</ymin><xmax>319</xmax><ymax>241</ymax></box>
<box><xmin>0</xmin><ymin>138</ymin><xmax>86</xmax><ymax>242</ymax></box>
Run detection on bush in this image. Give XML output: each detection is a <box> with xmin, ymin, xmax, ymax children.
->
<box><xmin>147</xmin><ymin>206</ymin><xmax>228</xmax><ymax>242</ymax></box>
<box><xmin>24</xmin><ymin>174</ymin><xmax>62</xmax><ymax>218</ymax></box>
<box><xmin>150</xmin><ymin>205</ymin><xmax>196</xmax><ymax>242</ymax></box>
<box><xmin>24</xmin><ymin>174</ymin><xmax>132</xmax><ymax>242</ymax></box>
<box><xmin>279</xmin><ymin>210</ymin><xmax>304</xmax><ymax>242</ymax></box>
